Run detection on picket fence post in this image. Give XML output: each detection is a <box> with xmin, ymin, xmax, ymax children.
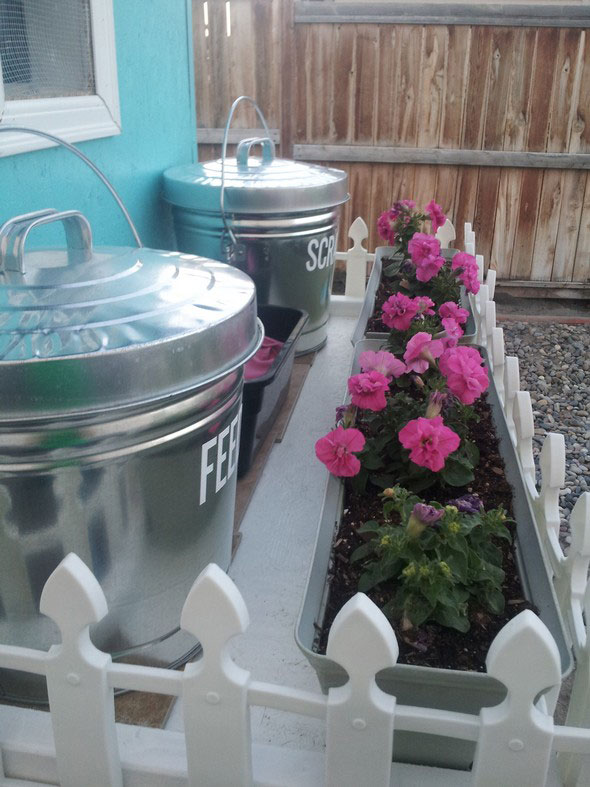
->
<box><xmin>476</xmin><ymin>284</ymin><xmax>490</xmax><ymax>347</ymax></box>
<box><xmin>436</xmin><ymin>217</ymin><xmax>455</xmax><ymax>249</ymax></box>
<box><xmin>491</xmin><ymin>326</ymin><xmax>505</xmax><ymax>404</ymax></box>
<box><xmin>325</xmin><ymin>594</ymin><xmax>397</xmax><ymax>787</ymax></box>
<box><xmin>476</xmin><ymin>253</ymin><xmax>485</xmax><ymax>283</ymax></box>
<box><xmin>180</xmin><ymin>563</ymin><xmax>252</xmax><ymax>787</ymax></box>
<box><xmin>503</xmin><ymin>356</ymin><xmax>521</xmax><ymax>445</ymax></box>
<box><xmin>486</xmin><ymin>268</ymin><xmax>497</xmax><ymax>300</ymax></box>
<box><xmin>537</xmin><ymin>433</ymin><xmax>566</xmax><ymax>544</ymax></box>
<box><xmin>472</xmin><ymin>611</ymin><xmax>560</xmax><ymax>786</ymax></box>
<box><xmin>343</xmin><ymin>217</ymin><xmax>371</xmax><ymax>299</ymax></box>
<box><xmin>40</xmin><ymin>553</ymin><xmax>122</xmax><ymax>787</ymax></box>
<box><xmin>513</xmin><ymin>390</ymin><xmax>537</xmax><ymax>496</ymax></box>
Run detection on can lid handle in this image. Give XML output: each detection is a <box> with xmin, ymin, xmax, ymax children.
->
<box><xmin>0</xmin><ymin>209</ymin><xmax>93</xmax><ymax>274</ymax></box>
<box><xmin>236</xmin><ymin>137</ymin><xmax>275</xmax><ymax>169</ymax></box>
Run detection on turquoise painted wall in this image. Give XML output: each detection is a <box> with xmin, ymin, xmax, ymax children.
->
<box><xmin>0</xmin><ymin>0</ymin><xmax>197</xmax><ymax>251</ymax></box>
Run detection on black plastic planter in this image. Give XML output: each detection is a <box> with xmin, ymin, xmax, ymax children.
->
<box><xmin>238</xmin><ymin>306</ymin><xmax>308</xmax><ymax>478</ymax></box>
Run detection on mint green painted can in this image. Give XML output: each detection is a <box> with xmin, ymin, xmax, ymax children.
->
<box><xmin>163</xmin><ymin>139</ymin><xmax>348</xmax><ymax>354</ymax></box>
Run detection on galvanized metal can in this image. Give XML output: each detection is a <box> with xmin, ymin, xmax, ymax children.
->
<box><xmin>0</xmin><ymin>209</ymin><xmax>261</xmax><ymax>701</ymax></box>
<box><xmin>163</xmin><ymin>138</ymin><xmax>349</xmax><ymax>354</ymax></box>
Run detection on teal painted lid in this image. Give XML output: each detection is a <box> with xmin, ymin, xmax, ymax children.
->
<box><xmin>163</xmin><ymin>139</ymin><xmax>348</xmax><ymax>215</ymax></box>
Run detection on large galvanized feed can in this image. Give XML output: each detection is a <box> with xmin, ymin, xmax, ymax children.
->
<box><xmin>0</xmin><ymin>208</ymin><xmax>261</xmax><ymax>701</ymax></box>
<box><xmin>163</xmin><ymin>138</ymin><xmax>348</xmax><ymax>354</ymax></box>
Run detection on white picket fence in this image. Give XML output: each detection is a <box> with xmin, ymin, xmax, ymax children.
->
<box><xmin>1</xmin><ymin>220</ymin><xmax>590</xmax><ymax>786</ymax></box>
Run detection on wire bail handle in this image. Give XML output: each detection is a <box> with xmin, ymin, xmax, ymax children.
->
<box><xmin>220</xmin><ymin>96</ymin><xmax>273</xmax><ymax>261</ymax></box>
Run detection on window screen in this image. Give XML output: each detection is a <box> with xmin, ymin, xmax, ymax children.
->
<box><xmin>0</xmin><ymin>0</ymin><xmax>95</xmax><ymax>101</ymax></box>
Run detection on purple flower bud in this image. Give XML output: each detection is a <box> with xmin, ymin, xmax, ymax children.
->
<box><xmin>446</xmin><ymin>494</ymin><xmax>484</xmax><ymax>514</ymax></box>
<box><xmin>407</xmin><ymin>503</ymin><xmax>444</xmax><ymax>539</ymax></box>
<box><xmin>413</xmin><ymin>503</ymin><xmax>445</xmax><ymax>524</ymax></box>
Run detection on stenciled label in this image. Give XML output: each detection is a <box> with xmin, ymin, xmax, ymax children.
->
<box><xmin>305</xmin><ymin>233</ymin><xmax>336</xmax><ymax>273</ymax></box>
<box><xmin>199</xmin><ymin>405</ymin><xmax>242</xmax><ymax>506</ymax></box>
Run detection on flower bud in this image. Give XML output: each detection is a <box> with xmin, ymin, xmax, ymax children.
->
<box><xmin>425</xmin><ymin>391</ymin><xmax>447</xmax><ymax>419</ymax></box>
<box><xmin>407</xmin><ymin>503</ymin><xmax>444</xmax><ymax>538</ymax></box>
<box><xmin>382</xmin><ymin>487</ymin><xmax>396</xmax><ymax>498</ymax></box>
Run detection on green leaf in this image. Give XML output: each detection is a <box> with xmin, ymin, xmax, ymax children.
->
<box><xmin>434</xmin><ymin>604</ymin><xmax>470</xmax><ymax>632</ymax></box>
<box><xmin>349</xmin><ymin>467</ymin><xmax>368</xmax><ymax>494</ymax></box>
<box><xmin>441</xmin><ymin>456</ymin><xmax>475</xmax><ymax>487</ymax></box>
<box><xmin>361</xmin><ymin>451</ymin><xmax>385</xmax><ymax>471</ymax></box>
<box><xmin>463</xmin><ymin>440</ymin><xmax>480</xmax><ymax>466</ymax></box>
<box><xmin>481</xmin><ymin>588</ymin><xmax>506</xmax><ymax>615</ymax></box>
<box><xmin>404</xmin><ymin>594</ymin><xmax>435</xmax><ymax>627</ymax></box>
<box><xmin>350</xmin><ymin>542</ymin><xmax>376</xmax><ymax>562</ymax></box>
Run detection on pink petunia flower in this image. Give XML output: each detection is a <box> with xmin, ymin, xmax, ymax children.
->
<box><xmin>416</xmin><ymin>296</ymin><xmax>435</xmax><ymax>316</ymax></box>
<box><xmin>315</xmin><ymin>426</ymin><xmax>366</xmax><ymax>477</ymax></box>
<box><xmin>377</xmin><ymin>209</ymin><xmax>398</xmax><ymax>244</ymax></box>
<box><xmin>415</xmin><ymin>254</ymin><xmax>444</xmax><ymax>283</ymax></box>
<box><xmin>348</xmin><ymin>370</ymin><xmax>390</xmax><ymax>411</ymax></box>
<box><xmin>439</xmin><ymin>346</ymin><xmax>489</xmax><ymax>404</ymax></box>
<box><xmin>403</xmin><ymin>332</ymin><xmax>444</xmax><ymax>374</ymax></box>
<box><xmin>408</xmin><ymin>233</ymin><xmax>441</xmax><ymax>265</ymax></box>
<box><xmin>452</xmin><ymin>252</ymin><xmax>480</xmax><ymax>295</ymax></box>
<box><xmin>382</xmin><ymin>292</ymin><xmax>420</xmax><ymax>331</ymax></box>
<box><xmin>441</xmin><ymin>317</ymin><xmax>464</xmax><ymax>339</ymax></box>
<box><xmin>398</xmin><ymin>416</ymin><xmax>461</xmax><ymax>472</ymax></box>
<box><xmin>438</xmin><ymin>301</ymin><xmax>470</xmax><ymax>325</ymax></box>
<box><xmin>425</xmin><ymin>200</ymin><xmax>446</xmax><ymax>232</ymax></box>
<box><xmin>359</xmin><ymin>349</ymin><xmax>406</xmax><ymax>379</ymax></box>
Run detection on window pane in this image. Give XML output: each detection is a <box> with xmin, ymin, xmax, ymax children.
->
<box><xmin>0</xmin><ymin>0</ymin><xmax>95</xmax><ymax>100</ymax></box>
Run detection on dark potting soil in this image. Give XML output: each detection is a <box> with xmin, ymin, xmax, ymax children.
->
<box><xmin>317</xmin><ymin>394</ymin><xmax>534</xmax><ymax>672</ymax></box>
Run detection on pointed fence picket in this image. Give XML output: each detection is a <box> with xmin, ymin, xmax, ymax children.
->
<box><xmin>334</xmin><ymin>217</ymin><xmax>374</xmax><ymax>300</ymax></box>
<box><xmin>3</xmin><ymin>553</ymin><xmax>590</xmax><ymax>787</ymax></box>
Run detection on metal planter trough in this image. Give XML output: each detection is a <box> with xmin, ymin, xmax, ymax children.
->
<box><xmin>296</xmin><ymin>339</ymin><xmax>572</xmax><ymax>770</ymax></box>
<box><xmin>351</xmin><ymin>247</ymin><xmax>477</xmax><ymax>346</ymax></box>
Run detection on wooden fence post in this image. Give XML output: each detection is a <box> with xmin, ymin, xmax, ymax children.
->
<box><xmin>40</xmin><ymin>554</ymin><xmax>122</xmax><ymax>787</ymax></box>
<box><xmin>180</xmin><ymin>563</ymin><xmax>252</xmax><ymax>787</ymax></box>
<box><xmin>472</xmin><ymin>611</ymin><xmax>560</xmax><ymax>786</ymax></box>
<box><xmin>325</xmin><ymin>594</ymin><xmax>397</xmax><ymax>787</ymax></box>
<box><xmin>486</xmin><ymin>268</ymin><xmax>497</xmax><ymax>300</ymax></box>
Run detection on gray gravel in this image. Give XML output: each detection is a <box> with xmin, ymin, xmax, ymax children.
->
<box><xmin>500</xmin><ymin>321</ymin><xmax>590</xmax><ymax>546</ymax></box>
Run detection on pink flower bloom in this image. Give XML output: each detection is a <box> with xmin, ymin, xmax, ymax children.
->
<box><xmin>359</xmin><ymin>349</ymin><xmax>406</xmax><ymax>379</ymax></box>
<box><xmin>315</xmin><ymin>427</ymin><xmax>365</xmax><ymax>477</ymax></box>
<box><xmin>415</xmin><ymin>254</ymin><xmax>444</xmax><ymax>283</ymax></box>
<box><xmin>348</xmin><ymin>370</ymin><xmax>390</xmax><ymax>411</ymax></box>
<box><xmin>382</xmin><ymin>292</ymin><xmax>420</xmax><ymax>331</ymax></box>
<box><xmin>441</xmin><ymin>336</ymin><xmax>459</xmax><ymax>351</ymax></box>
<box><xmin>439</xmin><ymin>346</ymin><xmax>489</xmax><ymax>404</ymax></box>
<box><xmin>398</xmin><ymin>416</ymin><xmax>461</xmax><ymax>472</ymax></box>
<box><xmin>441</xmin><ymin>317</ymin><xmax>464</xmax><ymax>339</ymax></box>
<box><xmin>408</xmin><ymin>232</ymin><xmax>441</xmax><ymax>265</ymax></box>
<box><xmin>425</xmin><ymin>200</ymin><xmax>446</xmax><ymax>232</ymax></box>
<box><xmin>452</xmin><ymin>252</ymin><xmax>480</xmax><ymax>294</ymax></box>
<box><xmin>403</xmin><ymin>332</ymin><xmax>444</xmax><ymax>374</ymax></box>
<box><xmin>416</xmin><ymin>296</ymin><xmax>435</xmax><ymax>316</ymax></box>
<box><xmin>398</xmin><ymin>199</ymin><xmax>416</xmax><ymax>211</ymax></box>
<box><xmin>377</xmin><ymin>209</ymin><xmax>397</xmax><ymax>244</ymax></box>
<box><xmin>438</xmin><ymin>301</ymin><xmax>470</xmax><ymax>325</ymax></box>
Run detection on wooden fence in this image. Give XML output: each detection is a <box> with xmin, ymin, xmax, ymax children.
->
<box><xmin>192</xmin><ymin>0</ymin><xmax>590</xmax><ymax>295</ymax></box>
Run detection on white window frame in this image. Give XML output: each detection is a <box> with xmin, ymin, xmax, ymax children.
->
<box><xmin>0</xmin><ymin>0</ymin><xmax>120</xmax><ymax>156</ymax></box>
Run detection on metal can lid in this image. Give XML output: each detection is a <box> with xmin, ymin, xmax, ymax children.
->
<box><xmin>0</xmin><ymin>245</ymin><xmax>260</xmax><ymax>417</ymax></box>
<box><xmin>163</xmin><ymin>155</ymin><xmax>349</xmax><ymax>215</ymax></box>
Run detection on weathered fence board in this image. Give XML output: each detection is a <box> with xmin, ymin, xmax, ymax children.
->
<box><xmin>193</xmin><ymin>5</ymin><xmax>590</xmax><ymax>288</ymax></box>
